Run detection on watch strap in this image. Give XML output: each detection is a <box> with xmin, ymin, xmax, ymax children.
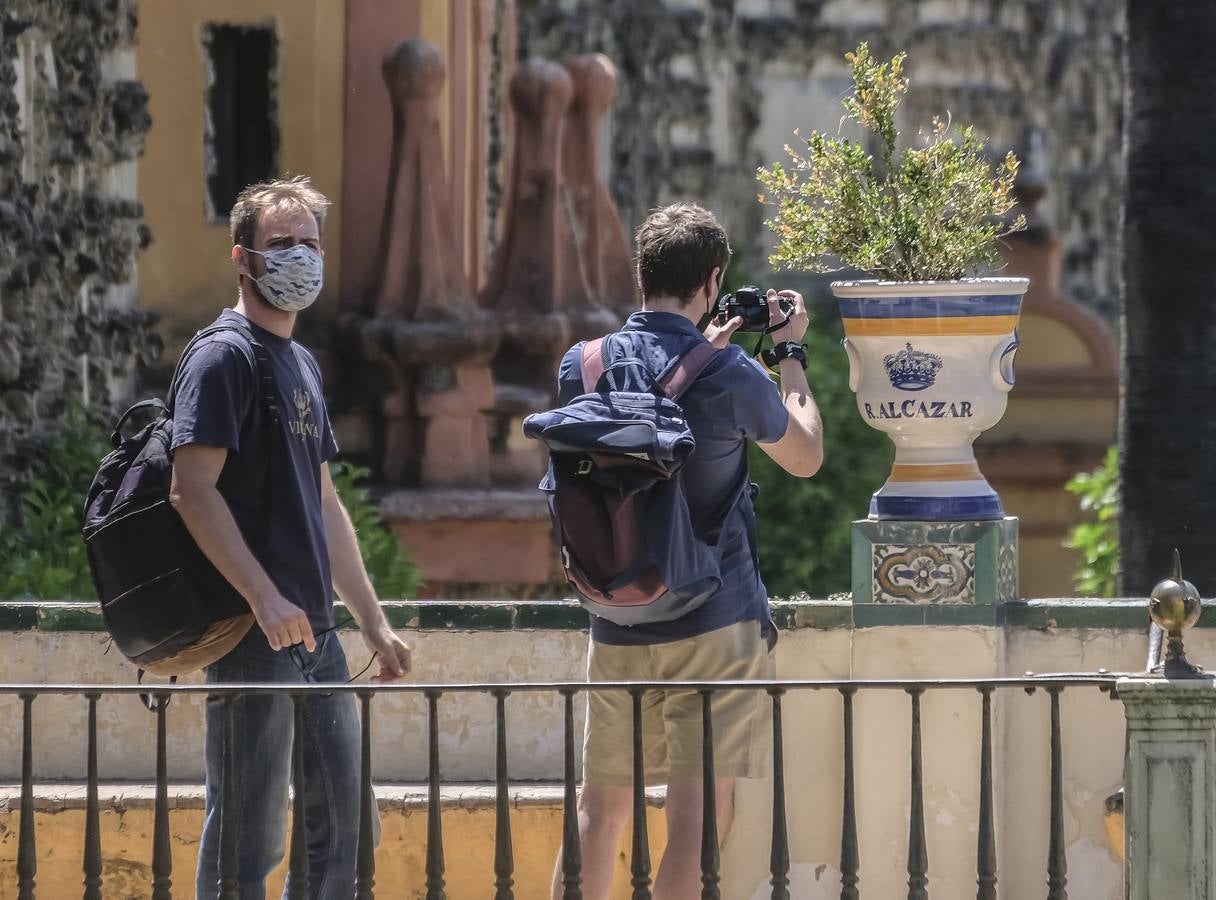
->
<box><xmin>762</xmin><ymin>341</ymin><xmax>808</xmax><ymax>370</ymax></box>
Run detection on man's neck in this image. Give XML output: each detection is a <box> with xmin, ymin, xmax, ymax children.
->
<box><xmin>234</xmin><ymin>291</ymin><xmax>295</xmax><ymax>340</ymax></box>
<box><xmin>642</xmin><ymin>294</ymin><xmax>701</xmax><ymax>326</ymax></box>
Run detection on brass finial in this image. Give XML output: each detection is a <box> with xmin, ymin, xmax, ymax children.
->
<box><xmin>1149</xmin><ymin>549</ymin><xmax>1205</xmax><ymax>677</ymax></box>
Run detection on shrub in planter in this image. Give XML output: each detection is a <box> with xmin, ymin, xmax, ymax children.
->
<box><xmin>758</xmin><ymin>43</ymin><xmax>1028</xmax><ymax>522</ymax></box>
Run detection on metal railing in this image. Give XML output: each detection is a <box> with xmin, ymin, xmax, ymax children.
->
<box><xmin>1</xmin><ymin>674</ymin><xmax>1120</xmax><ymax>899</ymax></box>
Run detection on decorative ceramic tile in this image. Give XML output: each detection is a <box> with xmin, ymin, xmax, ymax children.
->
<box><xmin>998</xmin><ymin>541</ymin><xmax>1018</xmax><ymax>603</ymax></box>
<box><xmin>872</xmin><ymin>543</ymin><xmax>976</xmax><ymax>604</ymax></box>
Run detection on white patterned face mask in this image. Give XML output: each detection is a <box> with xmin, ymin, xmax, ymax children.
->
<box><xmin>243</xmin><ymin>244</ymin><xmax>324</xmax><ymax>312</ymax></box>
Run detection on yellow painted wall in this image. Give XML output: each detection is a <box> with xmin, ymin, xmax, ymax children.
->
<box><xmin>0</xmin><ymin>804</ymin><xmax>670</xmax><ymax>899</ymax></box>
<box><xmin>136</xmin><ymin>1</ymin><xmax>345</xmax><ymax>351</ymax></box>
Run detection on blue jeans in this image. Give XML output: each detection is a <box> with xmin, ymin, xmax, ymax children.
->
<box><xmin>195</xmin><ymin>627</ymin><xmax>377</xmax><ymax>899</ymax></box>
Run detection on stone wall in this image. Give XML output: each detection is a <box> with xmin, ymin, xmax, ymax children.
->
<box><xmin>0</xmin><ymin>0</ymin><xmax>157</xmax><ymax>518</ymax></box>
<box><xmin>511</xmin><ymin>0</ymin><xmax>1124</xmax><ymax>316</ymax></box>
<box><xmin>0</xmin><ymin>595</ymin><xmax>1169</xmax><ymax>899</ymax></box>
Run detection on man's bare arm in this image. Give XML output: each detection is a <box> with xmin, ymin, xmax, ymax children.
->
<box><xmin>756</xmin><ymin>290</ymin><xmax>824</xmax><ymax>478</ymax></box>
<box><xmin>170</xmin><ymin>444</ymin><xmax>315</xmax><ymax>651</ymax></box>
<box><xmin>759</xmin><ymin>359</ymin><xmax>824</xmax><ymax>478</ymax></box>
<box><xmin>320</xmin><ymin>464</ymin><xmax>412</xmax><ymax>681</ymax></box>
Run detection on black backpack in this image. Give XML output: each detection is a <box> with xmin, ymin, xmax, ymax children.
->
<box><xmin>83</xmin><ymin>322</ymin><xmax>278</xmax><ymax>674</ymax></box>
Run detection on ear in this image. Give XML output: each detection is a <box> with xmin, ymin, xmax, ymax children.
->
<box><xmin>707</xmin><ymin>266</ymin><xmax>722</xmax><ymax>298</ymax></box>
<box><xmin>232</xmin><ymin>245</ymin><xmax>251</xmax><ymax>278</ymax></box>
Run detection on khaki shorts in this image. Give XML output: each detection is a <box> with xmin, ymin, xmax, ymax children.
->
<box><xmin>582</xmin><ymin>620</ymin><xmax>774</xmax><ymax>787</ymax></box>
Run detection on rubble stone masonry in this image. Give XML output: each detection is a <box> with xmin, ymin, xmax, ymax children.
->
<box><xmin>0</xmin><ymin>0</ymin><xmax>156</xmax><ymax>519</ymax></box>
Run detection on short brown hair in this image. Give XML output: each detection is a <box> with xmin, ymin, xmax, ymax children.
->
<box><xmin>229</xmin><ymin>175</ymin><xmax>331</xmax><ymax>248</ymax></box>
<box><xmin>634</xmin><ymin>203</ymin><xmax>732</xmax><ymax>304</ymax></box>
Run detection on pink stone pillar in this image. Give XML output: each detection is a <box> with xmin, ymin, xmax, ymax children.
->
<box><xmin>481</xmin><ymin>58</ymin><xmax>581</xmax><ymax>316</ymax></box>
<box><xmin>562</xmin><ymin>53</ymin><xmax>639</xmax><ymax>317</ymax></box>
<box><xmin>478</xmin><ymin>58</ymin><xmax>615</xmax><ymax>485</ymax></box>
<box><xmin>373</xmin><ymin>40</ymin><xmax>471</xmax><ymax>319</ymax></box>
<box><xmin>480</xmin><ymin>58</ymin><xmax>616</xmax><ymax>335</ymax></box>
<box><xmin>343</xmin><ymin>38</ymin><xmax>499</xmax><ymax>487</ymax></box>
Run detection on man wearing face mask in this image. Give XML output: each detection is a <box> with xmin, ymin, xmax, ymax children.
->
<box><xmin>168</xmin><ymin>176</ymin><xmax>413</xmax><ymax>898</ymax></box>
<box><xmin>548</xmin><ymin>203</ymin><xmax>824</xmax><ymax>900</ymax></box>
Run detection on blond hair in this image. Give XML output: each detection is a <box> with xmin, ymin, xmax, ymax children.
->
<box><xmin>229</xmin><ymin>175</ymin><xmax>331</xmax><ymax>248</ymax></box>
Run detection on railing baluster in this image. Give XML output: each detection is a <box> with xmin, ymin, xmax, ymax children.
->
<box><xmin>769</xmin><ymin>689</ymin><xmax>790</xmax><ymax>900</ymax></box>
<box><xmin>630</xmin><ymin>689</ymin><xmax>652</xmax><ymax>900</ymax></box>
<box><xmin>217</xmin><ymin>697</ymin><xmax>237</xmax><ymax>900</ymax></box>
<box><xmin>358</xmin><ymin>692</ymin><xmax>379</xmax><ymax>899</ymax></box>
<box><xmin>1046</xmin><ymin>688</ymin><xmax>1068</xmax><ymax>900</ymax></box>
<box><xmin>976</xmin><ymin>687</ymin><xmax>996</xmax><ymax>900</ymax></box>
<box><xmin>424</xmin><ymin>691</ymin><xmax>445</xmax><ymax>900</ymax></box>
<box><xmin>493</xmin><ymin>690</ymin><xmax>515</xmax><ymax>900</ymax></box>
<box><xmin>151</xmin><ymin>694</ymin><xmax>172</xmax><ymax>899</ymax></box>
<box><xmin>840</xmin><ymin>688</ymin><xmax>859</xmax><ymax>900</ymax></box>
<box><xmin>288</xmin><ymin>695</ymin><xmax>310</xmax><ymax>899</ymax></box>
<box><xmin>559</xmin><ymin>689</ymin><xmax>582</xmax><ymax>900</ymax></box>
<box><xmin>700</xmin><ymin>691</ymin><xmax>721</xmax><ymax>899</ymax></box>
<box><xmin>907</xmin><ymin>688</ymin><xmax>928</xmax><ymax>900</ymax></box>
<box><xmin>83</xmin><ymin>693</ymin><xmax>102</xmax><ymax>900</ymax></box>
<box><xmin>18</xmin><ymin>694</ymin><xmax>36</xmax><ymax>900</ymax></box>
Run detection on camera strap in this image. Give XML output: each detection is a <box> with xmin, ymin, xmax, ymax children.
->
<box><xmin>749</xmin><ymin>312</ymin><xmax>793</xmax><ymax>361</ymax></box>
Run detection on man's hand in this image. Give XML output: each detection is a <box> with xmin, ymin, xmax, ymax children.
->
<box><xmin>361</xmin><ymin>623</ymin><xmax>413</xmax><ymax>683</ymax></box>
<box><xmin>703</xmin><ymin>314</ymin><xmax>744</xmax><ymax>349</ymax></box>
<box><xmin>251</xmin><ymin>591</ymin><xmax>316</xmax><ymax>652</ymax></box>
<box><xmin>768</xmin><ymin>290</ymin><xmax>809</xmax><ymax>344</ymax></box>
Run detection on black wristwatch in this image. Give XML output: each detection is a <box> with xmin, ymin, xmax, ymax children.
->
<box><xmin>762</xmin><ymin>341</ymin><xmax>808</xmax><ymax>370</ymax></box>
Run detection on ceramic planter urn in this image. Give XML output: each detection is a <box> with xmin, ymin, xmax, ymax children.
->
<box><xmin>832</xmin><ymin>278</ymin><xmax>1030</xmax><ymax>521</ymax></box>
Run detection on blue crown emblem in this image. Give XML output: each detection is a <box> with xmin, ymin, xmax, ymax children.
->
<box><xmin>883</xmin><ymin>343</ymin><xmax>944</xmax><ymax>391</ymax></box>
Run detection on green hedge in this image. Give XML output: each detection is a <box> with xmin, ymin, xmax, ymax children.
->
<box><xmin>0</xmin><ymin>409</ymin><xmax>420</xmax><ymax>601</ymax></box>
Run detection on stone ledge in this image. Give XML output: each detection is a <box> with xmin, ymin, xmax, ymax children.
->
<box><xmin>1002</xmin><ymin>598</ymin><xmax>1152</xmax><ymax>630</ymax></box>
<box><xmin>379</xmin><ymin>488</ymin><xmax>550</xmax><ymax>522</ymax></box>
<box><xmin>0</xmin><ymin>597</ymin><xmax>1193</xmax><ymax>633</ymax></box>
<box><xmin>0</xmin><ymin>782</ymin><xmax>667</xmax><ymax>812</ymax></box>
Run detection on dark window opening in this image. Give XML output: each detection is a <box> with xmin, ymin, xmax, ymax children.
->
<box><xmin>203</xmin><ymin>24</ymin><xmax>279</xmax><ymax>220</ymax></box>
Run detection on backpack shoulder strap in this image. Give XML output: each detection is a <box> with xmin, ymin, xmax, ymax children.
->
<box><xmin>168</xmin><ymin>322</ymin><xmax>280</xmax><ymax>425</ymax></box>
<box><xmin>658</xmin><ymin>341</ymin><xmax>720</xmax><ymax>400</ymax></box>
<box><xmin>580</xmin><ymin>337</ymin><xmax>607</xmax><ymax>393</ymax></box>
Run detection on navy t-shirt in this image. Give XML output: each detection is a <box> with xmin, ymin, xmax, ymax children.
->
<box><xmin>557</xmin><ymin>311</ymin><xmax>790</xmax><ymax>645</ymax></box>
<box><xmin>170</xmin><ymin>309</ymin><xmax>339</xmax><ymax>630</ymax></box>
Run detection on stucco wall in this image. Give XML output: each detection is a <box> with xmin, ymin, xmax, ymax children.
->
<box><xmin>135</xmin><ymin>0</ymin><xmax>346</xmax><ymax>355</ymax></box>
<box><xmin>0</xmin><ymin>605</ymin><xmax>1174</xmax><ymax>898</ymax></box>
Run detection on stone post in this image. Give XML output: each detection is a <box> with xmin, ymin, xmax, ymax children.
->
<box><xmin>338</xmin><ymin>39</ymin><xmax>498</xmax><ymax>486</ymax></box>
<box><xmin>480</xmin><ymin>57</ymin><xmax>616</xmax><ymax>484</ymax></box>
<box><xmin>1117</xmin><ymin>555</ymin><xmax>1212</xmax><ymax>897</ymax></box>
<box><xmin>561</xmin><ymin>53</ymin><xmax>639</xmax><ymax>317</ymax></box>
<box><xmin>1119</xmin><ymin>678</ymin><xmax>1216</xmax><ymax>899</ymax></box>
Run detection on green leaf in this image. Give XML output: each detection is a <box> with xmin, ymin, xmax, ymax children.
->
<box><xmin>329</xmin><ymin>462</ymin><xmax>422</xmax><ymax>599</ymax></box>
<box><xmin>1063</xmin><ymin>448</ymin><xmax>1119</xmax><ymax>596</ymax></box>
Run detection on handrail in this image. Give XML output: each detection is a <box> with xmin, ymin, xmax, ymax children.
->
<box><xmin>0</xmin><ymin>673</ymin><xmax>1125</xmax><ymax>696</ymax></box>
<box><xmin>1</xmin><ymin>672</ymin><xmax>1124</xmax><ymax>899</ymax></box>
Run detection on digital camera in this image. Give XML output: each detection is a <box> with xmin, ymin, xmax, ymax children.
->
<box><xmin>715</xmin><ymin>285</ymin><xmax>793</xmax><ymax>332</ymax></box>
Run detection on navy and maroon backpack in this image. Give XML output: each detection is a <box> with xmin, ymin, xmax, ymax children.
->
<box><xmin>523</xmin><ymin>335</ymin><xmax>725</xmax><ymax>626</ymax></box>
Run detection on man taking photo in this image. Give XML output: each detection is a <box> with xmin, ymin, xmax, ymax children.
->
<box><xmin>549</xmin><ymin>202</ymin><xmax>824</xmax><ymax>899</ymax></box>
